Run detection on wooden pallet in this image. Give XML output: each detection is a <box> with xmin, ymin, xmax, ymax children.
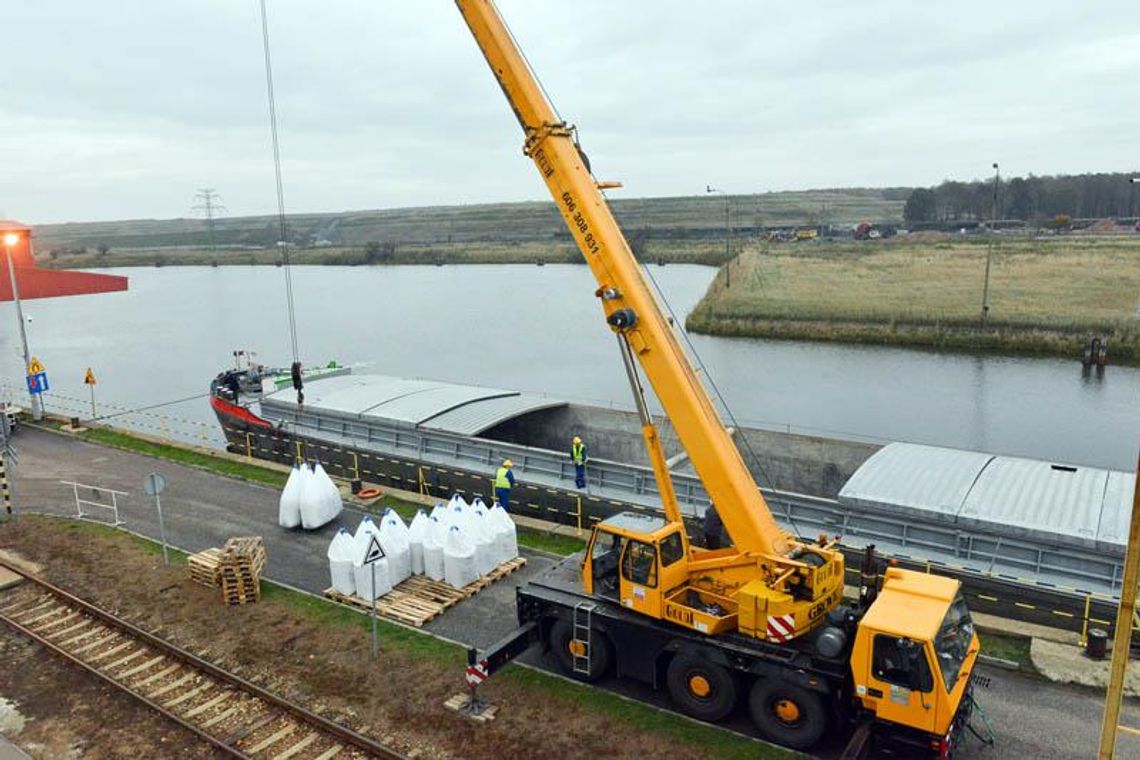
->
<box><xmin>188</xmin><ymin>548</ymin><xmax>224</xmax><ymax>588</ymax></box>
<box><xmin>324</xmin><ymin>556</ymin><xmax>527</xmax><ymax>627</ymax></box>
<box><xmin>218</xmin><ymin>537</ymin><xmax>266</xmax><ymax>606</ymax></box>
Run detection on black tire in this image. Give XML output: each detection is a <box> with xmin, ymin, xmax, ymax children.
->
<box><xmin>665</xmin><ymin>653</ymin><xmax>737</xmax><ymax>722</ymax></box>
<box><xmin>748</xmin><ymin>678</ymin><xmax>827</xmax><ymax>750</ymax></box>
<box><xmin>550</xmin><ymin>618</ymin><xmax>611</xmax><ymax>682</ymax></box>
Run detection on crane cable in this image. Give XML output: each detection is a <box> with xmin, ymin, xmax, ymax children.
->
<box><xmin>258</xmin><ymin>0</ymin><xmax>300</xmax><ymax>369</ymax></box>
<box><xmin>642</xmin><ymin>264</ymin><xmax>803</xmax><ymax>538</ymax></box>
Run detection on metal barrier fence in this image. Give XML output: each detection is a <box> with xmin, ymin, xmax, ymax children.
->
<box><xmin>233</xmin><ymin>416</ymin><xmax>1129</xmax><ymax>599</ymax></box>
<box><xmin>1</xmin><ymin>385</ymin><xmax>225</xmax><ymax>450</ymax></box>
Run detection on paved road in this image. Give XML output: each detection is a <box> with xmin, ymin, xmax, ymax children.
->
<box><xmin>8</xmin><ymin>427</ymin><xmax>1139</xmax><ymax>758</ymax></box>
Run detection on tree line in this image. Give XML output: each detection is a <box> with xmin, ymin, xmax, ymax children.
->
<box><xmin>904</xmin><ymin>171</ymin><xmax>1138</xmax><ymax>223</ymax></box>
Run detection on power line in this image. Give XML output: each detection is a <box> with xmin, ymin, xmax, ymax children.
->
<box><xmin>191</xmin><ymin>188</ymin><xmax>226</xmax><ymax>253</ymax></box>
<box><xmin>258</xmin><ymin>0</ymin><xmax>300</xmax><ymax>366</ymax></box>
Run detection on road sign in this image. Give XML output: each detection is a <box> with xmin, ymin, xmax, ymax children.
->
<box><xmin>26</xmin><ymin>372</ymin><xmax>48</xmax><ymax>395</ymax></box>
<box><xmin>27</xmin><ymin>357</ymin><xmax>44</xmax><ymax>375</ymax></box>
<box><xmin>84</xmin><ymin>367</ymin><xmax>97</xmax><ymax>385</ymax></box>
<box><xmin>144</xmin><ymin>472</ymin><xmax>167</xmax><ymax>496</ymax></box>
<box><xmin>362</xmin><ymin>534</ymin><xmax>386</xmax><ymax>565</ymax></box>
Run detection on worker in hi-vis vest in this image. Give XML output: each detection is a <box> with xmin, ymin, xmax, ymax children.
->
<box><xmin>494</xmin><ymin>459</ymin><xmax>516</xmax><ymax>511</ymax></box>
<box><xmin>571</xmin><ymin>435</ymin><xmax>588</xmax><ymax>489</ymax></box>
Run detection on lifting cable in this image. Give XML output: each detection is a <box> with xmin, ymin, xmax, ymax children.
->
<box><xmin>258</xmin><ymin>0</ymin><xmax>301</xmax><ymax>370</ymax></box>
<box><xmin>642</xmin><ymin>265</ymin><xmax>803</xmax><ymax>538</ymax></box>
<box><xmin>86</xmin><ymin>392</ymin><xmax>212</xmax><ymax>424</ymax></box>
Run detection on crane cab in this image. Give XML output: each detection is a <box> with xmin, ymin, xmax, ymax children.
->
<box><xmin>850</xmin><ymin>567</ymin><xmax>980</xmax><ymax>753</ymax></box>
<box><xmin>583</xmin><ymin>512</ymin><xmax>738</xmax><ymax>636</ymax></box>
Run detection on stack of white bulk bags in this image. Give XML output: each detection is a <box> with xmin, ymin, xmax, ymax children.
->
<box><xmin>379</xmin><ymin>509</ymin><xmax>411</xmax><ymax>585</ymax></box>
<box><xmin>326</xmin><ymin>527</ymin><xmax>355</xmax><ymax>595</ymax></box>
<box><xmin>407</xmin><ymin>510</ymin><xmax>430</xmax><ymax>575</ymax></box>
<box><xmin>278</xmin><ymin>465</ymin><xmax>303</xmax><ymax>528</ymax></box>
<box><xmin>301</xmin><ymin>462</ymin><xmax>343</xmax><ymax>529</ymax></box>
<box><xmin>468</xmin><ymin>506</ymin><xmax>497</xmax><ymax>576</ymax></box>
<box><xmin>352</xmin><ymin>516</ymin><xmax>391</xmax><ymax>599</ymax></box>
<box><xmin>490</xmin><ymin>502</ymin><xmax>519</xmax><ymax>561</ymax></box>
<box><xmin>423</xmin><ymin>516</ymin><xmax>446</xmax><ymax>581</ymax></box>
<box><xmin>443</xmin><ymin>525</ymin><xmax>478</xmax><ymax>588</ymax></box>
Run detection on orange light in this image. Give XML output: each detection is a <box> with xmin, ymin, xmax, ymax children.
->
<box><xmin>1</xmin><ymin>232</ymin><xmax>19</xmax><ymax>247</ymax></box>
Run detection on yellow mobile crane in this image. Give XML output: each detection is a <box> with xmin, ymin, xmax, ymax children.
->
<box><xmin>456</xmin><ymin>2</ymin><xmax>982</xmax><ymax>755</ymax></box>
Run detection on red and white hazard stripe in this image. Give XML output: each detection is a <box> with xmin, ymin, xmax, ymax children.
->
<box><xmin>766</xmin><ymin>614</ymin><xmax>795</xmax><ymax>643</ymax></box>
<box><xmin>465</xmin><ymin>660</ymin><xmax>490</xmax><ymax>686</ymax></box>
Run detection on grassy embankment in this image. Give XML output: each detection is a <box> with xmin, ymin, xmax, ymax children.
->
<box><xmin>29</xmin><ymin>517</ymin><xmax>783</xmax><ymax>759</ymax></box>
<box><xmin>74</xmin><ymin>426</ymin><xmax>586</xmax><ymax>555</ymax></box>
<box><xmin>687</xmin><ymin>236</ymin><xmax>1140</xmax><ymax>362</ymax></box>
<box><xmin>34</xmin><ymin>189</ymin><xmax>903</xmax><ymax>269</ymax></box>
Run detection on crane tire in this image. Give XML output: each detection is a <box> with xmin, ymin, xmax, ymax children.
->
<box><xmin>550</xmin><ymin>618</ymin><xmax>611</xmax><ymax>682</ymax></box>
<box><xmin>665</xmin><ymin>653</ymin><xmax>737</xmax><ymax>722</ymax></box>
<box><xmin>749</xmin><ymin>677</ymin><xmax>827</xmax><ymax>750</ymax></box>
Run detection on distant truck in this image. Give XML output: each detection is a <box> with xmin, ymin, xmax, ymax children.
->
<box><xmin>853</xmin><ymin>222</ymin><xmax>881</xmax><ymax>240</ymax></box>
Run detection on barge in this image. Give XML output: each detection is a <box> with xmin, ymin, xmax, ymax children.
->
<box><xmin>210</xmin><ymin>362</ymin><xmax>1135</xmax><ymax>598</ymax></box>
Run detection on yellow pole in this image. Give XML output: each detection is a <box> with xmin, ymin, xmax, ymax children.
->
<box><xmin>245</xmin><ymin>433</ymin><xmax>253</xmax><ymax>461</ymax></box>
<box><xmin>1098</xmin><ymin>450</ymin><xmax>1140</xmax><ymax>759</ymax></box>
<box><xmin>1082</xmin><ymin>593</ymin><xmax>1093</xmax><ymax>647</ymax></box>
<box><xmin>353</xmin><ymin>452</ymin><xmax>360</xmax><ymax>480</ymax></box>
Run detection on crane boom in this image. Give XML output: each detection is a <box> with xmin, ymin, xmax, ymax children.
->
<box><xmin>455</xmin><ymin>0</ymin><xmax>789</xmax><ymax>557</ymax></box>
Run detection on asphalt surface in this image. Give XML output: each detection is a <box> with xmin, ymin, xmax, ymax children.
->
<box><xmin>7</xmin><ymin>426</ymin><xmax>1140</xmax><ymax>759</ymax></box>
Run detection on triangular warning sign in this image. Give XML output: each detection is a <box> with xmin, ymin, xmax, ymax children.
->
<box><xmin>27</xmin><ymin>357</ymin><xmax>44</xmax><ymax>375</ymax></box>
<box><xmin>362</xmin><ymin>534</ymin><xmax>386</xmax><ymax>565</ymax></box>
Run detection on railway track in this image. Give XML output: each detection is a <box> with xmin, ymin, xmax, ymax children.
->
<box><xmin>0</xmin><ymin>560</ymin><xmax>404</xmax><ymax>760</ymax></box>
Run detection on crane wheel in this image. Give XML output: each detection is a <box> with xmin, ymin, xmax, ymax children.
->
<box><xmin>665</xmin><ymin>654</ymin><xmax>737</xmax><ymax>722</ymax></box>
<box><xmin>550</xmin><ymin>619</ymin><xmax>611</xmax><ymax>682</ymax></box>
<box><xmin>748</xmin><ymin>678</ymin><xmax>827</xmax><ymax>750</ymax></box>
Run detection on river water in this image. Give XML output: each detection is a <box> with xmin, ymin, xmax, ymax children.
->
<box><xmin>0</xmin><ymin>264</ymin><xmax>1135</xmax><ymax>470</ymax></box>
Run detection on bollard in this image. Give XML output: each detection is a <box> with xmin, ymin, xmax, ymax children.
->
<box><xmin>351</xmin><ymin>478</ymin><xmax>363</xmax><ymax>495</ymax></box>
<box><xmin>69</xmin><ymin>416</ymin><xmax>80</xmax><ymax>429</ymax></box>
<box><xmin>1087</xmin><ymin>627</ymin><xmax>1108</xmax><ymax>660</ymax></box>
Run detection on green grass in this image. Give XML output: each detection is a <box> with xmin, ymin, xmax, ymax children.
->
<box><xmin>79</xmin><ymin>427</ymin><xmax>288</xmax><ymax>488</ymax></box>
<box><xmin>54</xmin><ymin>517</ymin><xmax>189</xmax><ymax>565</ymax></box>
<box><xmin>688</xmin><ymin>236</ymin><xmax>1140</xmax><ymax>361</ymax></box>
<box><xmin>978</xmin><ymin>630</ymin><xmax>1036</xmax><ymax>675</ymax></box>
<box><xmin>499</xmin><ymin>666</ymin><xmax>794</xmax><ymax>759</ymax></box>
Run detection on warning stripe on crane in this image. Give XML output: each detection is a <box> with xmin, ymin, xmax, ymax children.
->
<box><xmin>465</xmin><ymin>660</ymin><xmax>490</xmax><ymax>686</ymax></box>
<box><xmin>767</xmin><ymin>614</ymin><xmax>795</xmax><ymax>643</ymax></box>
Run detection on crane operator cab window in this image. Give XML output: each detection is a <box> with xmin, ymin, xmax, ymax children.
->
<box><xmin>622</xmin><ymin>540</ymin><xmax>658</xmax><ymax>587</ymax></box>
<box><xmin>872</xmin><ymin>635</ymin><xmax>934</xmax><ymax>694</ymax></box>
<box><xmin>589</xmin><ymin>531</ymin><xmax>624</xmax><ymax>597</ymax></box>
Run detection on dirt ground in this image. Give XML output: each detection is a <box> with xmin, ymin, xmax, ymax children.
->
<box><xmin>0</xmin><ymin>517</ymin><xmax>714</xmax><ymax>759</ymax></box>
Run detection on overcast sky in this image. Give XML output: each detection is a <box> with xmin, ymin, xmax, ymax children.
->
<box><xmin>2</xmin><ymin>1</ymin><xmax>1137</xmax><ymax>224</ymax></box>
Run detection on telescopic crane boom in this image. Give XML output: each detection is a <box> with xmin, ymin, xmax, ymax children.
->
<box><xmin>456</xmin><ymin>0</ymin><xmax>845</xmax><ymax>642</ymax></box>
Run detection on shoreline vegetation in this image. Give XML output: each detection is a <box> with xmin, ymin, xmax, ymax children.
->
<box><xmin>686</xmin><ymin>236</ymin><xmax>1140</xmax><ymax>364</ymax></box>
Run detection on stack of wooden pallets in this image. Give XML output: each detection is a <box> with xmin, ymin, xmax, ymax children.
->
<box><xmin>218</xmin><ymin>536</ymin><xmax>266</xmax><ymax>606</ymax></box>
<box><xmin>187</xmin><ymin>547</ymin><xmax>224</xmax><ymax>588</ymax></box>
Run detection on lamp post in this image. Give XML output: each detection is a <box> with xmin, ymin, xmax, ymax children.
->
<box><xmin>706</xmin><ymin>185</ymin><xmax>731</xmax><ymax>287</ymax></box>
<box><xmin>981</xmin><ymin>163</ymin><xmax>999</xmax><ymax>324</ymax></box>
<box><xmin>1130</xmin><ymin>178</ymin><xmax>1138</xmax><ymax>220</ymax></box>
<box><xmin>2</xmin><ymin>232</ymin><xmax>41</xmax><ymax>421</ymax></box>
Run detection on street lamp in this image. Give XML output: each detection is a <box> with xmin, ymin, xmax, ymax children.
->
<box><xmin>706</xmin><ymin>185</ymin><xmax>731</xmax><ymax>287</ymax></box>
<box><xmin>1130</xmin><ymin>178</ymin><xmax>1138</xmax><ymax>220</ymax></box>
<box><xmin>2</xmin><ymin>231</ymin><xmax>42</xmax><ymax>421</ymax></box>
<box><xmin>981</xmin><ymin>163</ymin><xmax>999</xmax><ymax>324</ymax></box>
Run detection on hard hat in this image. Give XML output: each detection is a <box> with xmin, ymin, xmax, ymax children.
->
<box><xmin>573</xmin><ymin>436</ymin><xmax>581</xmax><ymax>444</ymax></box>
<box><xmin>503</xmin><ymin>459</ymin><xmax>513</xmax><ymax>468</ymax></box>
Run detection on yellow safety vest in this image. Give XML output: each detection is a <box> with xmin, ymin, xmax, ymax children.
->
<box><xmin>495</xmin><ymin>466</ymin><xmax>512</xmax><ymax>490</ymax></box>
<box><xmin>572</xmin><ymin>442</ymin><xmax>585</xmax><ymax>464</ymax></box>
